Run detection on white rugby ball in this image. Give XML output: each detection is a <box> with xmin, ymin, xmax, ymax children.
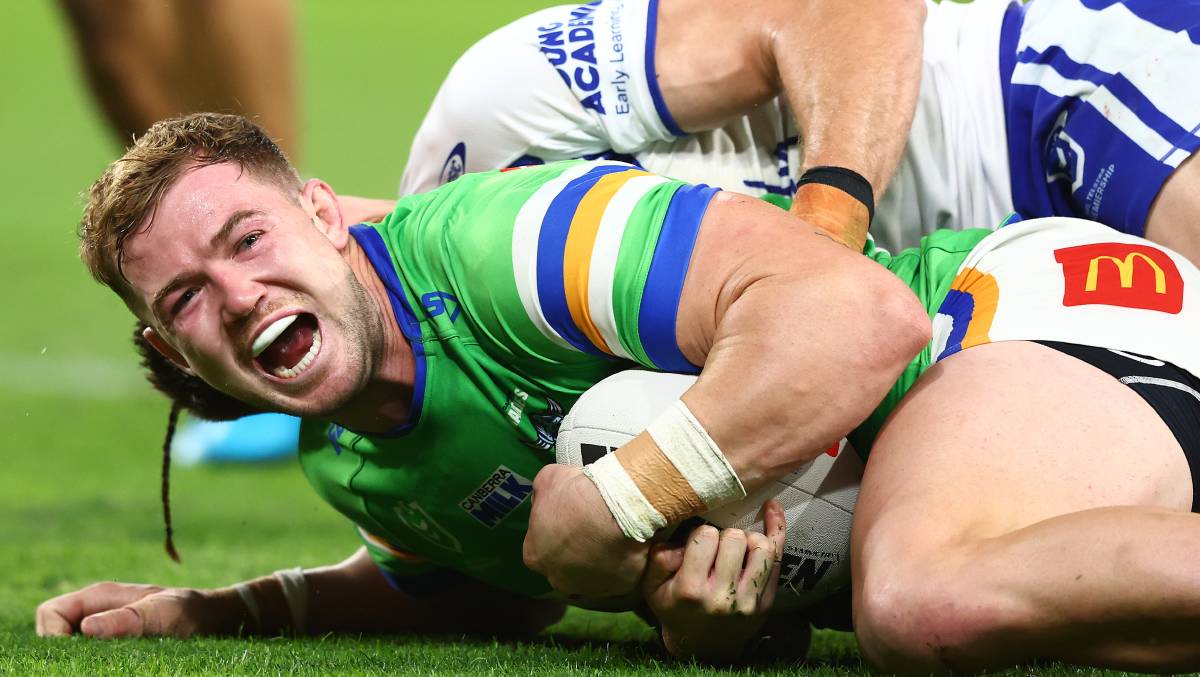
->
<box><xmin>557</xmin><ymin>370</ymin><xmax>861</xmax><ymax>610</ymax></box>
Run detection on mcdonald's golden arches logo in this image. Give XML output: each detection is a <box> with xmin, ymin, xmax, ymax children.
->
<box><xmin>1054</xmin><ymin>243</ymin><xmax>1183</xmax><ymax>314</ymax></box>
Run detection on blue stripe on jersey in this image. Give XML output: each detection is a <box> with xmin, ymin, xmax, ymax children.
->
<box><xmin>1004</xmin><ymin>0</ymin><xmax>1200</xmax><ymax>234</ymax></box>
<box><xmin>1079</xmin><ymin>0</ymin><xmax>1200</xmax><ymax>41</ymax></box>
<box><xmin>637</xmin><ymin>183</ymin><xmax>719</xmax><ymax>373</ymax></box>
<box><xmin>1104</xmin><ymin>74</ymin><xmax>1200</xmax><ymax>156</ymax></box>
<box><xmin>350</xmin><ymin>225</ymin><xmax>428</xmax><ymax>437</ymax></box>
<box><xmin>1018</xmin><ymin>44</ymin><xmax>1199</xmax><ymax>153</ymax></box>
<box><xmin>1017</xmin><ymin>45</ymin><xmax>1113</xmax><ymax>87</ymax></box>
<box><xmin>536</xmin><ymin>164</ymin><xmax>632</xmax><ymax>356</ymax></box>
<box><xmin>998</xmin><ymin>1</ymin><xmax>1025</xmax><ymax>118</ymax></box>
<box><xmin>644</xmin><ymin>0</ymin><xmax>685</xmax><ymax>137</ymax></box>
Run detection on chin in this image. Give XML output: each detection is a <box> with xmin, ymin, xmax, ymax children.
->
<box><xmin>265</xmin><ymin>371</ymin><xmax>365</xmax><ymax>420</ymax></box>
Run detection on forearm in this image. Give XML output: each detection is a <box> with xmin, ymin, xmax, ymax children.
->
<box><xmin>676</xmin><ymin>197</ymin><xmax>929</xmax><ymax>490</ymax></box>
<box><xmin>214</xmin><ymin>548</ymin><xmax>563</xmax><ymax>637</ymax></box>
<box><xmin>204</xmin><ymin>548</ymin><xmax>389</xmax><ymax>636</ymax></box>
<box><xmin>776</xmin><ymin>0</ymin><xmax>925</xmax><ymax>195</ymax></box>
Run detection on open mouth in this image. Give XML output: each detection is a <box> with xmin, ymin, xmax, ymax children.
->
<box><xmin>251</xmin><ymin>313</ymin><xmax>322</xmax><ymax>379</ymax></box>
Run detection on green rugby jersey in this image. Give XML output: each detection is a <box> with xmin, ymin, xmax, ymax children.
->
<box><xmin>299</xmin><ymin>161</ymin><xmax>720</xmax><ymax>596</ymax></box>
<box><xmin>296</xmin><ymin>160</ymin><xmax>990</xmax><ymax>595</ymax></box>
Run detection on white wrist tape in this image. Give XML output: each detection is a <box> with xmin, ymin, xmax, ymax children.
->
<box><xmin>232</xmin><ymin>582</ymin><xmax>261</xmax><ymax>632</ymax></box>
<box><xmin>646</xmin><ymin>400</ymin><xmax>746</xmax><ymax>507</ymax></box>
<box><xmin>583</xmin><ymin>453</ymin><xmax>667</xmax><ymax>542</ymax></box>
<box><xmin>582</xmin><ymin>400</ymin><xmax>746</xmax><ymax>542</ymax></box>
<box><xmin>273</xmin><ymin>567</ymin><xmax>308</xmax><ymax>635</ymax></box>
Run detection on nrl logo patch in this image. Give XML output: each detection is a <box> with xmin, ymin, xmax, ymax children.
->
<box><xmin>439</xmin><ymin>142</ymin><xmax>467</xmax><ymax>185</ymax></box>
<box><xmin>460</xmin><ymin>465</ymin><xmax>534</xmax><ymax>528</ymax></box>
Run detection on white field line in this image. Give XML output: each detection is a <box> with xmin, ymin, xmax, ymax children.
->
<box><xmin>0</xmin><ymin>350</ymin><xmax>152</xmax><ymax>400</ymax></box>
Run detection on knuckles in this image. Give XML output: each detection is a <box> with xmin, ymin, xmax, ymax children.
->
<box><xmin>719</xmin><ymin>528</ymin><xmax>746</xmax><ymax>543</ymax></box>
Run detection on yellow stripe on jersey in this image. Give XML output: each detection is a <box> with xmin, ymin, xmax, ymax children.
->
<box><xmin>562</xmin><ymin>170</ymin><xmax>651</xmax><ymax>355</ymax></box>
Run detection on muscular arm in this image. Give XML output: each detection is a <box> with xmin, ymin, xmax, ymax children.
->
<box><xmin>524</xmin><ymin>193</ymin><xmax>930</xmax><ymax>596</ymax></box>
<box><xmin>647</xmin><ymin>193</ymin><xmax>929</xmax><ymax>489</ymax></box>
<box><xmin>655</xmin><ymin>0</ymin><xmax>927</xmax><ymax>247</ymax></box>
<box><xmin>37</xmin><ymin>548</ymin><xmax>563</xmax><ymax>638</ymax></box>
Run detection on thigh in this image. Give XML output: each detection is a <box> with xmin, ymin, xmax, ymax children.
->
<box><xmin>852</xmin><ymin>340</ymin><xmax>1191</xmax><ymax>564</ymax></box>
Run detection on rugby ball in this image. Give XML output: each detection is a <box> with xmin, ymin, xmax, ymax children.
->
<box><xmin>557</xmin><ymin>370</ymin><xmax>861</xmax><ymax>610</ymax></box>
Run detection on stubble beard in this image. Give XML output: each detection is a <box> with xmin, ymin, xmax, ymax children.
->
<box><xmin>296</xmin><ymin>267</ymin><xmax>385</xmax><ymax>419</ymax></box>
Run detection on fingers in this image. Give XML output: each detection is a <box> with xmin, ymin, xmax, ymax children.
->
<box><xmin>677</xmin><ymin>524</ymin><xmax>720</xmax><ymax>585</ymax></box>
<box><xmin>759</xmin><ymin>500</ymin><xmax>786</xmax><ymax>609</ymax></box>
<box><xmin>36</xmin><ymin>582</ymin><xmax>161</xmax><ymax>637</ymax></box>
<box><xmin>738</xmin><ymin>531</ymin><xmax>775</xmax><ymax>611</ymax></box>
<box><xmin>762</xmin><ymin>500</ymin><xmax>786</xmax><ymax>553</ymax></box>
<box><xmin>81</xmin><ymin>589</ymin><xmax>201</xmax><ymax>639</ymax></box>
<box><xmin>80</xmin><ymin>607</ymin><xmax>146</xmax><ymax>638</ymax></box>
<box><xmin>712</xmin><ymin>529</ymin><xmax>747</xmax><ymax>597</ymax></box>
<box><xmin>643</xmin><ymin>543</ymin><xmax>686</xmax><ymax>595</ymax></box>
<box><xmin>761</xmin><ymin>546</ymin><xmax>784</xmax><ymax>610</ymax></box>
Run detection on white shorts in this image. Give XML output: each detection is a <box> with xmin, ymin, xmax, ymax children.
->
<box><xmin>931</xmin><ymin>217</ymin><xmax>1200</xmax><ymax>379</ymax></box>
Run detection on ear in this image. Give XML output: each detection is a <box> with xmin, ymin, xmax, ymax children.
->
<box><xmin>301</xmin><ymin>178</ymin><xmax>351</xmax><ymax>251</ymax></box>
<box><xmin>143</xmin><ymin>326</ymin><xmax>193</xmax><ymax>374</ymax></box>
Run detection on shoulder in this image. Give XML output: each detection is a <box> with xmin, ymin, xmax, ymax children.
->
<box><xmin>400</xmin><ymin>9</ymin><xmax>598</xmax><ymax>195</ymax></box>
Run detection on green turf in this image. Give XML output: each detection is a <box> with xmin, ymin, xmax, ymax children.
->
<box><xmin>0</xmin><ymin>1</ymin><xmax>1165</xmax><ymax>675</ymax></box>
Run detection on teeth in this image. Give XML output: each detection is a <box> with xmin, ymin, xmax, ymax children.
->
<box><xmin>252</xmin><ymin>315</ymin><xmax>299</xmax><ymax>357</ymax></box>
<box><xmin>273</xmin><ymin>328</ymin><xmax>321</xmax><ymax>379</ymax></box>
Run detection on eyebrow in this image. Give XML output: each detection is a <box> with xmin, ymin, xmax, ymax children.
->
<box><xmin>149</xmin><ymin>209</ymin><xmax>264</xmax><ymax>320</ymax></box>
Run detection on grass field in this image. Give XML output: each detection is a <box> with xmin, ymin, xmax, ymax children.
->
<box><xmin>0</xmin><ymin>2</ymin><xmax>1153</xmax><ymax>675</ymax></box>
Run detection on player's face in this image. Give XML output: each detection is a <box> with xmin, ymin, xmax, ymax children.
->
<box><xmin>121</xmin><ymin>162</ymin><xmax>383</xmax><ymax>418</ymax></box>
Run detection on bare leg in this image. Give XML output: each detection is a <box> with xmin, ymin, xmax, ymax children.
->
<box><xmin>1144</xmin><ymin>153</ymin><xmax>1200</xmax><ymax>265</ymax></box>
<box><xmin>58</xmin><ymin>0</ymin><xmax>298</xmax><ymax>161</ymax></box>
<box><xmin>852</xmin><ymin>341</ymin><xmax>1200</xmax><ymax>673</ymax></box>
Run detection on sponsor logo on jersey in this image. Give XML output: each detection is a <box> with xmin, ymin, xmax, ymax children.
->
<box><xmin>536</xmin><ymin>1</ymin><xmax>608</xmax><ymax>115</ymax></box>
<box><xmin>422</xmin><ymin>291</ymin><xmax>461</xmax><ymax>322</ymax></box>
<box><xmin>779</xmin><ymin>546</ymin><xmax>838</xmax><ymax>593</ymax></box>
<box><xmin>934</xmin><ymin>267</ymin><xmax>1000</xmax><ymax>360</ymax></box>
<box><xmin>1055</xmin><ymin>243</ymin><xmax>1183</xmax><ymax>314</ymax></box>
<box><xmin>439</xmin><ymin>142</ymin><xmax>467</xmax><ymax>185</ymax></box>
<box><xmin>505</xmin><ymin>388</ymin><xmax>530</xmax><ymax>426</ymax></box>
<box><xmin>392</xmin><ymin>501</ymin><xmax>463</xmax><ymax>553</ymax></box>
<box><xmin>460</xmin><ymin>466</ymin><xmax>534</xmax><ymax>528</ymax></box>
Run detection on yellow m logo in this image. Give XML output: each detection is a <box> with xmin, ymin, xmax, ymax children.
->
<box><xmin>1085</xmin><ymin>253</ymin><xmax>1167</xmax><ymax>294</ymax></box>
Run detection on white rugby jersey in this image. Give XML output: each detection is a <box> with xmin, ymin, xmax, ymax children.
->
<box><xmin>398</xmin><ymin>0</ymin><xmax>1016</xmax><ymax>251</ymax></box>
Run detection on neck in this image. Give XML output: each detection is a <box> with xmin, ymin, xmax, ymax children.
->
<box><xmin>328</xmin><ymin>237</ymin><xmax>416</xmax><ymax>433</ymax></box>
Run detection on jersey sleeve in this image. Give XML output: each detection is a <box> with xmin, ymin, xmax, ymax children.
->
<box><xmin>465</xmin><ymin>162</ymin><xmax>720</xmax><ymax>374</ymax></box>
<box><xmin>397</xmin><ymin>0</ymin><xmax>684</xmax><ymax>196</ymax></box>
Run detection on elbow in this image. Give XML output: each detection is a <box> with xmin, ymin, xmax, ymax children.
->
<box><xmin>860</xmin><ymin>272</ymin><xmax>932</xmax><ymax>378</ymax></box>
<box><xmin>887</xmin><ymin>282</ymin><xmax>933</xmax><ymax>363</ymax></box>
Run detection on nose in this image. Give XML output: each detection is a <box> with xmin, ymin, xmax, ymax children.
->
<box><xmin>213</xmin><ymin>265</ymin><xmax>265</xmax><ymax>320</ymax></box>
